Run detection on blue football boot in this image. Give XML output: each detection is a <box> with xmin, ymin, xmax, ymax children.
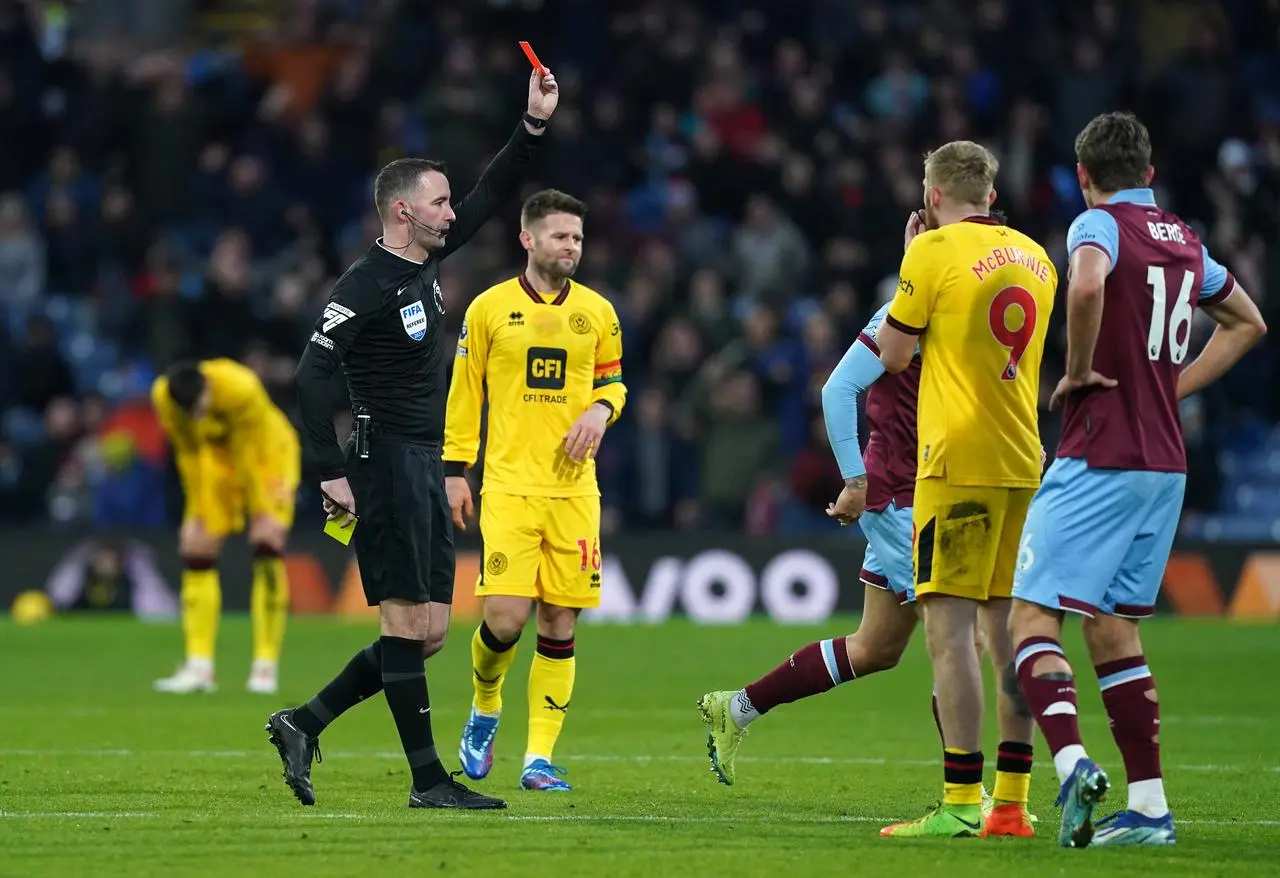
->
<box><xmin>520</xmin><ymin>758</ymin><xmax>571</xmax><ymax>791</ymax></box>
<box><xmin>1055</xmin><ymin>757</ymin><xmax>1110</xmax><ymax>848</ymax></box>
<box><xmin>1092</xmin><ymin>809</ymin><xmax>1177</xmax><ymax>846</ymax></box>
<box><xmin>458</xmin><ymin>706</ymin><xmax>499</xmax><ymax>780</ymax></box>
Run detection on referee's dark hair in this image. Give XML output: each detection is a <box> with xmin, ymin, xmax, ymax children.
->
<box><xmin>374</xmin><ymin>158</ymin><xmax>448</xmax><ymax>221</ymax></box>
<box><xmin>165</xmin><ymin>361</ymin><xmax>207</xmax><ymax>412</ymax></box>
<box><xmin>521</xmin><ymin>189</ymin><xmax>587</xmax><ymax>228</ymax></box>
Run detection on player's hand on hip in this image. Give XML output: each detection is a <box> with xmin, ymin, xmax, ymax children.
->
<box><xmin>445</xmin><ymin>476</ymin><xmax>474</xmax><ymax>531</ymax></box>
<box><xmin>527</xmin><ymin>69</ymin><xmax>558</xmax><ymax>120</ymax></box>
<box><xmin>904</xmin><ymin>210</ymin><xmax>927</xmax><ymax>251</ymax></box>
<box><xmin>826</xmin><ymin>475</ymin><xmax>868</xmax><ymax>526</ymax></box>
<box><xmin>1049</xmin><ymin>371</ymin><xmax>1118</xmax><ymax>411</ymax></box>
<box><xmin>564</xmin><ymin>403</ymin><xmax>609</xmax><ymax>462</ymax></box>
<box><xmin>320</xmin><ymin>477</ymin><xmax>356</xmax><ymax>526</ymax></box>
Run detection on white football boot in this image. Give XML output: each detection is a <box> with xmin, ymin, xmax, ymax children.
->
<box><xmin>154</xmin><ymin>659</ymin><xmax>217</xmax><ymax>693</ymax></box>
<box><xmin>246</xmin><ymin>660</ymin><xmax>279</xmax><ymax>695</ymax></box>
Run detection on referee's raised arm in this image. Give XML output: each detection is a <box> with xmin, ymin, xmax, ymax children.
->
<box><xmin>440</xmin><ymin>70</ymin><xmax>559</xmax><ymax>259</ymax></box>
<box><xmin>269</xmin><ymin>67</ymin><xmax>559</xmax><ymax>813</ymax></box>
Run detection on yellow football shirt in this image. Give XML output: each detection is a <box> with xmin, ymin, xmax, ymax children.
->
<box><xmin>887</xmin><ymin>217</ymin><xmax>1057</xmax><ymax>488</ymax></box>
<box><xmin>444</xmin><ymin>275</ymin><xmax>627</xmax><ymax>497</ymax></box>
<box><xmin>152</xmin><ymin>358</ymin><xmax>299</xmax><ymax>511</ymax></box>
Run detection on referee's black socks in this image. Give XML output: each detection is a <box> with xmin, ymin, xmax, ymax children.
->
<box><xmin>381</xmin><ymin>635</ymin><xmax>450</xmax><ymax>790</ymax></box>
<box><xmin>292</xmin><ymin>640</ymin><xmax>384</xmax><ymax>737</ymax></box>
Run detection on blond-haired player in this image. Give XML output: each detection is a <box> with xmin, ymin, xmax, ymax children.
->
<box><xmin>151</xmin><ymin>358</ymin><xmax>300</xmax><ymax>694</ymax></box>
<box><xmin>444</xmin><ymin>189</ymin><xmax>626</xmax><ymax>791</ymax></box>
<box><xmin>876</xmin><ymin>142</ymin><xmax>1055</xmax><ymax>839</ymax></box>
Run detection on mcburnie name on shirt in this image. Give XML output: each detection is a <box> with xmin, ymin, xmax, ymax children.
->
<box><xmin>971</xmin><ymin>246</ymin><xmax>1051</xmax><ymax>283</ymax></box>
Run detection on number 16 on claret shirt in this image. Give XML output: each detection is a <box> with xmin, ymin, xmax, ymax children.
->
<box><xmin>886</xmin><ymin>219</ymin><xmax>1058</xmax><ymax>490</ymax></box>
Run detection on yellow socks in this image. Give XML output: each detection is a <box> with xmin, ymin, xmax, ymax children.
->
<box><xmin>993</xmin><ymin>741</ymin><xmax>1034</xmax><ymax>805</ymax></box>
<box><xmin>942</xmin><ymin>748</ymin><xmax>985</xmax><ymax>807</ymax></box>
<box><xmin>471</xmin><ymin>621</ymin><xmax>519</xmax><ymax>714</ymax></box>
<box><xmin>180</xmin><ymin>560</ymin><xmax>221</xmax><ymax>662</ymax></box>
<box><xmin>250</xmin><ymin>549</ymin><xmax>289</xmax><ymax>663</ymax></box>
<box><xmin>526</xmin><ymin>635</ymin><xmax>575</xmax><ymax>764</ymax></box>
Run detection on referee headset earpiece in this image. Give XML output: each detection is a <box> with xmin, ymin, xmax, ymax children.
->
<box><xmin>400</xmin><ymin>207</ymin><xmax>448</xmax><ymax>238</ymax></box>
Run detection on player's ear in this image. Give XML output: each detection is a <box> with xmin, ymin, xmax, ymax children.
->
<box><xmin>988</xmin><ymin>188</ymin><xmax>997</xmax><ymax>207</ymax></box>
<box><xmin>1142</xmin><ymin>165</ymin><xmax>1155</xmax><ymax>186</ymax></box>
<box><xmin>518</xmin><ymin>228</ymin><xmax>534</xmax><ymax>251</ymax></box>
<box><xmin>1075</xmin><ymin>163</ymin><xmax>1090</xmax><ymax>192</ymax></box>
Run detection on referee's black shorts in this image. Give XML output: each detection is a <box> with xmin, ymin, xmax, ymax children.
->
<box><xmin>345</xmin><ymin>436</ymin><xmax>455</xmax><ymax>606</ymax></box>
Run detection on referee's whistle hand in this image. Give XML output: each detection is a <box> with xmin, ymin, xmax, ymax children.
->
<box><xmin>446</xmin><ymin>476</ymin><xmax>474</xmax><ymax>532</ymax></box>
<box><xmin>321</xmin><ymin>477</ymin><xmax>356</xmax><ymax>526</ymax></box>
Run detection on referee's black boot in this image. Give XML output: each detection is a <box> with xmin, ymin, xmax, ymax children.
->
<box><xmin>410</xmin><ymin>771</ymin><xmax>508</xmax><ymax>809</ymax></box>
<box><xmin>265</xmin><ymin>708</ymin><xmax>321</xmax><ymax>806</ymax></box>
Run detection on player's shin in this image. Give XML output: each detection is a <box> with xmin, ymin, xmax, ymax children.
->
<box><xmin>985</xmin><ymin>601</ymin><xmax>1035</xmax><ymax>807</ymax></box>
<box><xmin>381</xmin><ymin>635</ymin><xmax>449</xmax><ymax>791</ymax></box>
<box><xmin>250</xmin><ymin>544</ymin><xmax>289</xmax><ymax>665</ymax></box>
<box><xmin>472</xmin><ymin>621</ymin><xmax>520</xmax><ymax>714</ymax></box>
<box><xmin>1096</xmin><ymin>655</ymin><xmax>1167</xmax><ymax>818</ymax></box>
<box><xmin>1014</xmin><ymin>635</ymin><xmax>1088</xmax><ymax>784</ymax></box>
<box><xmin>291</xmin><ymin>641</ymin><xmax>383</xmax><ymax>737</ymax></box>
<box><xmin>736</xmin><ymin>636</ymin><xmax>858</xmax><ymax>728</ymax></box>
<box><xmin>526</xmin><ymin>634</ymin><xmax>575</xmax><ymax>765</ymax></box>
<box><xmin>180</xmin><ymin>557</ymin><xmax>221</xmax><ymax>667</ymax></box>
<box><xmin>923</xmin><ymin>598</ymin><xmax>985</xmax><ymax>808</ymax></box>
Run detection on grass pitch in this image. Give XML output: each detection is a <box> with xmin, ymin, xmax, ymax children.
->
<box><xmin>1</xmin><ymin>615</ymin><xmax>1277</xmax><ymax>877</ymax></box>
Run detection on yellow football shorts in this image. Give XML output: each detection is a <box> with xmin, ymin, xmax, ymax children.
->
<box><xmin>182</xmin><ymin>432</ymin><xmax>300</xmax><ymax>538</ymax></box>
<box><xmin>912</xmin><ymin>477</ymin><xmax>1036</xmax><ymax>601</ymax></box>
<box><xmin>476</xmin><ymin>493</ymin><xmax>603</xmax><ymax>609</ymax></box>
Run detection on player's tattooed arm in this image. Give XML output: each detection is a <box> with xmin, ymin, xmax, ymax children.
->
<box><xmin>827</xmin><ymin>474</ymin><xmax>869</xmax><ymax>526</ymax></box>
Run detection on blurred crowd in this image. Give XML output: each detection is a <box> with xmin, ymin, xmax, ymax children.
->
<box><xmin>1</xmin><ymin>0</ymin><xmax>1278</xmax><ymax>538</ymax></box>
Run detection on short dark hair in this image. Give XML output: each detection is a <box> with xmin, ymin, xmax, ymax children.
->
<box><xmin>1075</xmin><ymin>112</ymin><xmax>1152</xmax><ymax>193</ymax></box>
<box><xmin>520</xmin><ymin>189</ymin><xmax>587</xmax><ymax>228</ymax></box>
<box><xmin>165</xmin><ymin>361</ymin><xmax>206</xmax><ymax>412</ymax></box>
<box><xmin>373</xmin><ymin>158</ymin><xmax>448</xmax><ymax>220</ymax></box>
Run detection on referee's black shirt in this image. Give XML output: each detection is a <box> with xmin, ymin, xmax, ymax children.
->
<box><xmin>294</xmin><ymin>121</ymin><xmax>543</xmax><ymax>480</ymax></box>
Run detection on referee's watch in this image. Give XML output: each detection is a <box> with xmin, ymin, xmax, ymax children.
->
<box><xmin>522</xmin><ymin>112</ymin><xmax>548</xmax><ymax>131</ymax></box>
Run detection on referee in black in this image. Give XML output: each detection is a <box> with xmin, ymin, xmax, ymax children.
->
<box><xmin>265</xmin><ymin>69</ymin><xmax>559</xmax><ymax>810</ymax></box>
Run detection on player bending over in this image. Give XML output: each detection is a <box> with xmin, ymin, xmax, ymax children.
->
<box><xmin>874</xmin><ymin>141</ymin><xmax>1055</xmax><ymax>839</ymax></box>
<box><xmin>445</xmin><ymin>189</ymin><xmax>626</xmax><ymax>791</ymax></box>
<box><xmin>151</xmin><ymin>359</ymin><xmax>300</xmax><ymax>695</ymax></box>
<box><xmin>1010</xmin><ymin>111</ymin><xmax>1267</xmax><ymax>849</ymax></box>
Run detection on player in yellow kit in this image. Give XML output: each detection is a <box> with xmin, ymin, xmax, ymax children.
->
<box><xmin>875</xmin><ymin>142</ymin><xmax>1056</xmax><ymax>839</ymax></box>
<box><xmin>444</xmin><ymin>189</ymin><xmax>626</xmax><ymax>791</ymax></box>
<box><xmin>151</xmin><ymin>358</ymin><xmax>301</xmax><ymax>695</ymax></box>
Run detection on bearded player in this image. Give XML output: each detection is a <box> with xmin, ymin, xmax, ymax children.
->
<box><xmin>874</xmin><ymin>141</ymin><xmax>1055</xmax><ymax>839</ymax></box>
<box><xmin>1009</xmin><ymin>112</ymin><xmax>1267</xmax><ymax>848</ymax></box>
<box><xmin>444</xmin><ymin>189</ymin><xmax>626</xmax><ymax>791</ymax></box>
<box><xmin>152</xmin><ymin>359</ymin><xmax>299</xmax><ymax>695</ymax></box>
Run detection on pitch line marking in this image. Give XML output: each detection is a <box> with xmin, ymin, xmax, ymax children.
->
<box><xmin>1</xmin><ymin>747</ymin><xmax>1276</xmax><ymax>775</ymax></box>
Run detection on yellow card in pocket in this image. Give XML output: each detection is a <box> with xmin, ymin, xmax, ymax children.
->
<box><xmin>324</xmin><ymin>517</ymin><xmax>357</xmax><ymax>545</ymax></box>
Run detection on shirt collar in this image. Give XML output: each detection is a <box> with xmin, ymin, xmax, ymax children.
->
<box><xmin>1105</xmin><ymin>188</ymin><xmax>1156</xmax><ymax>206</ymax></box>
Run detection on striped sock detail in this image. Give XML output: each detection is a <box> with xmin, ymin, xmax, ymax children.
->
<box><xmin>1096</xmin><ymin>656</ymin><xmax>1152</xmax><ymax>691</ymax></box>
<box><xmin>1014</xmin><ymin>636</ymin><xmax>1065</xmax><ymax>673</ymax></box>
<box><xmin>818</xmin><ymin>637</ymin><xmax>856</xmax><ymax>687</ymax></box>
